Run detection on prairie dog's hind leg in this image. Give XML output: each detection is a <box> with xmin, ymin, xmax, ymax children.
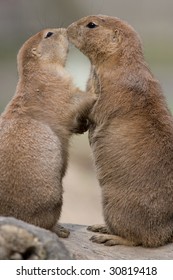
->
<box><xmin>90</xmin><ymin>234</ymin><xmax>138</xmax><ymax>246</ymax></box>
<box><xmin>52</xmin><ymin>224</ymin><xmax>70</xmax><ymax>238</ymax></box>
<box><xmin>87</xmin><ymin>224</ymin><xmax>110</xmax><ymax>234</ymax></box>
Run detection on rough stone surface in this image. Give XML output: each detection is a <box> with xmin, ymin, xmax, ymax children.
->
<box><xmin>0</xmin><ymin>217</ymin><xmax>71</xmax><ymax>260</ymax></box>
<box><xmin>62</xmin><ymin>224</ymin><xmax>173</xmax><ymax>260</ymax></box>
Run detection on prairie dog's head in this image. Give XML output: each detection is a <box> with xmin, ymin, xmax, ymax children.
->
<box><xmin>17</xmin><ymin>28</ymin><xmax>68</xmax><ymax>75</ymax></box>
<box><xmin>67</xmin><ymin>15</ymin><xmax>143</xmax><ymax>64</ymax></box>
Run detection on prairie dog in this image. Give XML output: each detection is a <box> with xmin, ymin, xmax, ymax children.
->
<box><xmin>0</xmin><ymin>28</ymin><xmax>95</xmax><ymax>238</ymax></box>
<box><xmin>67</xmin><ymin>15</ymin><xmax>173</xmax><ymax>247</ymax></box>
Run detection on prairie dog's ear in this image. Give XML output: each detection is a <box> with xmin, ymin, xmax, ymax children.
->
<box><xmin>112</xmin><ymin>29</ymin><xmax>122</xmax><ymax>43</ymax></box>
<box><xmin>31</xmin><ymin>47</ymin><xmax>41</xmax><ymax>57</ymax></box>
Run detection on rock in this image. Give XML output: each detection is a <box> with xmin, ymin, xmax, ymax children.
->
<box><xmin>62</xmin><ymin>223</ymin><xmax>173</xmax><ymax>259</ymax></box>
<box><xmin>0</xmin><ymin>217</ymin><xmax>71</xmax><ymax>260</ymax></box>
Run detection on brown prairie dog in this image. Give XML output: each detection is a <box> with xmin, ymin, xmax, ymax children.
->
<box><xmin>67</xmin><ymin>15</ymin><xmax>173</xmax><ymax>247</ymax></box>
<box><xmin>0</xmin><ymin>28</ymin><xmax>95</xmax><ymax>238</ymax></box>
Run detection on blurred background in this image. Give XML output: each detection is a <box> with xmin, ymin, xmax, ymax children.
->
<box><xmin>0</xmin><ymin>0</ymin><xmax>173</xmax><ymax>226</ymax></box>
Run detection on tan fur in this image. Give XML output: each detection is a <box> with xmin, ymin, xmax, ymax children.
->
<box><xmin>67</xmin><ymin>15</ymin><xmax>173</xmax><ymax>247</ymax></box>
<box><xmin>0</xmin><ymin>28</ymin><xmax>95</xmax><ymax>237</ymax></box>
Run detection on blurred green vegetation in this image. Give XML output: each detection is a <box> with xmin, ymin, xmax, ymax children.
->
<box><xmin>144</xmin><ymin>41</ymin><xmax>173</xmax><ymax>67</ymax></box>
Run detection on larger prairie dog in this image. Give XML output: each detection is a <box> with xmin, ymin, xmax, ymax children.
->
<box><xmin>67</xmin><ymin>15</ymin><xmax>173</xmax><ymax>247</ymax></box>
<box><xmin>0</xmin><ymin>28</ymin><xmax>95</xmax><ymax>237</ymax></box>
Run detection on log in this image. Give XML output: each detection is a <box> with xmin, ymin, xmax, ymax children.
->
<box><xmin>62</xmin><ymin>223</ymin><xmax>173</xmax><ymax>260</ymax></box>
<box><xmin>0</xmin><ymin>217</ymin><xmax>173</xmax><ymax>260</ymax></box>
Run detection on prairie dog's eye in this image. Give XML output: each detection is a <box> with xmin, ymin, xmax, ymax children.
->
<box><xmin>45</xmin><ymin>32</ymin><xmax>54</xmax><ymax>38</ymax></box>
<box><xmin>86</xmin><ymin>22</ymin><xmax>98</xmax><ymax>29</ymax></box>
